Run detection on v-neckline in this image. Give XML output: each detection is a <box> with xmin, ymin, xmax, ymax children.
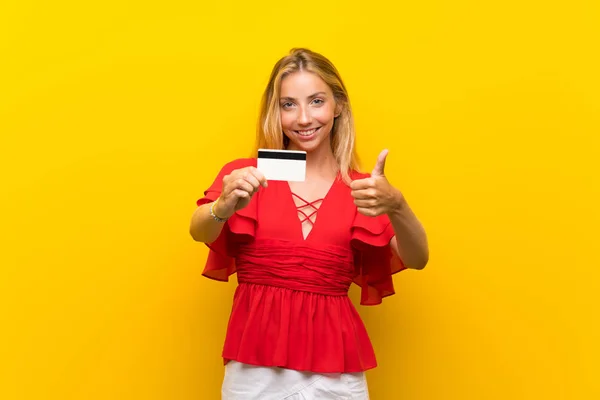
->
<box><xmin>284</xmin><ymin>177</ymin><xmax>339</xmax><ymax>242</ymax></box>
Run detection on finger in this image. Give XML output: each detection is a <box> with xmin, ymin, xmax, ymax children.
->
<box><xmin>357</xmin><ymin>207</ymin><xmax>379</xmax><ymax>217</ymax></box>
<box><xmin>232</xmin><ymin>189</ymin><xmax>250</xmax><ymax>199</ymax></box>
<box><xmin>353</xmin><ymin>198</ymin><xmax>378</xmax><ymax>208</ymax></box>
<box><xmin>371</xmin><ymin>149</ymin><xmax>389</xmax><ymax>177</ymax></box>
<box><xmin>351</xmin><ymin>188</ymin><xmax>376</xmax><ymax>199</ymax></box>
<box><xmin>249</xmin><ymin>167</ymin><xmax>268</xmax><ymax>188</ymax></box>
<box><xmin>231</xmin><ymin>178</ymin><xmax>254</xmax><ymax>195</ymax></box>
<box><xmin>350</xmin><ymin>177</ymin><xmax>375</xmax><ymax>191</ymax></box>
<box><xmin>241</xmin><ymin>172</ymin><xmax>261</xmax><ymax>192</ymax></box>
<box><xmin>351</xmin><ymin>189</ymin><xmax>377</xmax><ymax>200</ymax></box>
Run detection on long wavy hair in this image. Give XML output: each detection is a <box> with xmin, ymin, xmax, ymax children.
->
<box><xmin>253</xmin><ymin>48</ymin><xmax>360</xmax><ymax>183</ymax></box>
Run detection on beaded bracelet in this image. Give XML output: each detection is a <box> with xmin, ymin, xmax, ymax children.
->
<box><xmin>210</xmin><ymin>198</ymin><xmax>228</xmax><ymax>223</ymax></box>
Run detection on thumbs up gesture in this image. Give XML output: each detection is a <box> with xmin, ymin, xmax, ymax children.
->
<box><xmin>350</xmin><ymin>149</ymin><xmax>405</xmax><ymax>217</ymax></box>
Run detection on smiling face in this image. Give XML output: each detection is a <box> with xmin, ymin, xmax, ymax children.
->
<box><xmin>279</xmin><ymin>71</ymin><xmax>340</xmax><ymax>154</ymax></box>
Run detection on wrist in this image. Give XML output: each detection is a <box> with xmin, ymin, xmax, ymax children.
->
<box><xmin>210</xmin><ymin>198</ymin><xmax>231</xmax><ymax>222</ymax></box>
<box><xmin>214</xmin><ymin>197</ymin><xmax>234</xmax><ymax>219</ymax></box>
<box><xmin>388</xmin><ymin>190</ymin><xmax>407</xmax><ymax>216</ymax></box>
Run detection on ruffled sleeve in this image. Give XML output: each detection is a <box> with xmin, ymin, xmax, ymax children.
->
<box><xmin>196</xmin><ymin>158</ymin><xmax>258</xmax><ymax>281</ymax></box>
<box><xmin>350</xmin><ymin>174</ymin><xmax>407</xmax><ymax>306</ymax></box>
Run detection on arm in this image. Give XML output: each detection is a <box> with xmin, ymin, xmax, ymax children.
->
<box><xmin>189</xmin><ymin>165</ymin><xmax>267</xmax><ymax>243</ymax></box>
<box><xmin>350</xmin><ymin>149</ymin><xmax>429</xmax><ymax>270</ymax></box>
<box><xmin>388</xmin><ymin>194</ymin><xmax>429</xmax><ymax>270</ymax></box>
<box><xmin>189</xmin><ymin>201</ymin><xmax>227</xmax><ymax>243</ymax></box>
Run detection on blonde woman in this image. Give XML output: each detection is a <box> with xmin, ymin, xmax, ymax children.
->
<box><xmin>190</xmin><ymin>48</ymin><xmax>428</xmax><ymax>399</ymax></box>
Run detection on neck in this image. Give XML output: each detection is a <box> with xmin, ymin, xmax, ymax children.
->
<box><xmin>305</xmin><ymin>143</ymin><xmax>338</xmax><ymax>181</ymax></box>
<box><xmin>287</xmin><ymin>140</ymin><xmax>338</xmax><ymax>181</ymax></box>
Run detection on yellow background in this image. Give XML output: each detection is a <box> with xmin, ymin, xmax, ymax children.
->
<box><xmin>1</xmin><ymin>1</ymin><xmax>599</xmax><ymax>399</ymax></box>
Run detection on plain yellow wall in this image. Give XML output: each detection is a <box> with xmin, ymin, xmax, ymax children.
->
<box><xmin>1</xmin><ymin>1</ymin><xmax>599</xmax><ymax>399</ymax></box>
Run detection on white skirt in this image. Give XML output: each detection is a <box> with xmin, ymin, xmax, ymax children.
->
<box><xmin>221</xmin><ymin>361</ymin><xmax>370</xmax><ymax>400</ymax></box>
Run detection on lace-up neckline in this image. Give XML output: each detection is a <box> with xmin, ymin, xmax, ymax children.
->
<box><xmin>290</xmin><ymin>192</ymin><xmax>324</xmax><ymax>240</ymax></box>
<box><xmin>291</xmin><ymin>192</ymin><xmax>324</xmax><ymax>226</ymax></box>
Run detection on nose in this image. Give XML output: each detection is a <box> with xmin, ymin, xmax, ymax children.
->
<box><xmin>297</xmin><ymin>106</ymin><xmax>312</xmax><ymax>126</ymax></box>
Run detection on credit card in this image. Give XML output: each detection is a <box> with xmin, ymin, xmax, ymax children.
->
<box><xmin>257</xmin><ymin>149</ymin><xmax>306</xmax><ymax>182</ymax></box>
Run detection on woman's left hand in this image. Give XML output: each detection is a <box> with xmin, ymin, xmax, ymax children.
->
<box><xmin>350</xmin><ymin>149</ymin><xmax>405</xmax><ymax>217</ymax></box>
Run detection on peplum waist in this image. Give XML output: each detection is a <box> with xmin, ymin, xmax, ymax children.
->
<box><xmin>235</xmin><ymin>240</ymin><xmax>354</xmax><ymax>296</ymax></box>
<box><xmin>221</xmin><ymin>239</ymin><xmax>377</xmax><ymax>373</ymax></box>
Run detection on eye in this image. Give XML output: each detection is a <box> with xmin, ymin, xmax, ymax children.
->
<box><xmin>312</xmin><ymin>98</ymin><xmax>324</xmax><ymax>105</ymax></box>
<box><xmin>281</xmin><ymin>102</ymin><xmax>294</xmax><ymax>110</ymax></box>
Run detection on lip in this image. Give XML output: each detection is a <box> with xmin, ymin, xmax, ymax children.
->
<box><xmin>294</xmin><ymin>126</ymin><xmax>321</xmax><ymax>140</ymax></box>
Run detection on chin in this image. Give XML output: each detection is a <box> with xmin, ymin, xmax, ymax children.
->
<box><xmin>288</xmin><ymin>140</ymin><xmax>322</xmax><ymax>153</ymax></box>
<box><xmin>284</xmin><ymin>131</ymin><xmax>331</xmax><ymax>153</ymax></box>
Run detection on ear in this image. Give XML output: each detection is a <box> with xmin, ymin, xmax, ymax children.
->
<box><xmin>334</xmin><ymin>103</ymin><xmax>343</xmax><ymax>118</ymax></box>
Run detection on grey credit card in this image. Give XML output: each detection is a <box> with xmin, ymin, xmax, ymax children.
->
<box><xmin>257</xmin><ymin>149</ymin><xmax>306</xmax><ymax>182</ymax></box>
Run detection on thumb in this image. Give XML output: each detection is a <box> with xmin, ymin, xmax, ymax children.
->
<box><xmin>371</xmin><ymin>149</ymin><xmax>389</xmax><ymax>177</ymax></box>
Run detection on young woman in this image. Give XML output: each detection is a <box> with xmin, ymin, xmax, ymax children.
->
<box><xmin>190</xmin><ymin>48</ymin><xmax>428</xmax><ymax>399</ymax></box>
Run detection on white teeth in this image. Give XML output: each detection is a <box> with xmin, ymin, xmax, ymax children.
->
<box><xmin>297</xmin><ymin>128</ymin><xmax>318</xmax><ymax>136</ymax></box>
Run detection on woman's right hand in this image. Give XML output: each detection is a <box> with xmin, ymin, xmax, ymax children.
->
<box><xmin>214</xmin><ymin>167</ymin><xmax>268</xmax><ymax>218</ymax></box>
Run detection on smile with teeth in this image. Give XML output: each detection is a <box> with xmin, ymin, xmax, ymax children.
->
<box><xmin>295</xmin><ymin>127</ymin><xmax>320</xmax><ymax>136</ymax></box>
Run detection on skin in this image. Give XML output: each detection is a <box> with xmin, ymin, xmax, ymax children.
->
<box><xmin>351</xmin><ymin>149</ymin><xmax>429</xmax><ymax>270</ymax></box>
<box><xmin>278</xmin><ymin>71</ymin><xmax>341</xmax><ymax>238</ymax></box>
<box><xmin>190</xmin><ymin>70</ymin><xmax>428</xmax><ymax>270</ymax></box>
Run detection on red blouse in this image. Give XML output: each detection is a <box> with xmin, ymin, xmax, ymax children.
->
<box><xmin>196</xmin><ymin>158</ymin><xmax>407</xmax><ymax>373</ymax></box>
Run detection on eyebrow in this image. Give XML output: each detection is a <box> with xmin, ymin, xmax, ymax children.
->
<box><xmin>279</xmin><ymin>92</ymin><xmax>328</xmax><ymax>101</ymax></box>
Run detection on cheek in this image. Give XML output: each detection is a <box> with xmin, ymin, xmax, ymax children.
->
<box><xmin>280</xmin><ymin>112</ymin><xmax>295</xmax><ymax>130</ymax></box>
<box><xmin>314</xmin><ymin>106</ymin><xmax>336</xmax><ymax>124</ymax></box>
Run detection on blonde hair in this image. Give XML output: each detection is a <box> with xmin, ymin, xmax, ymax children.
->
<box><xmin>253</xmin><ymin>48</ymin><xmax>360</xmax><ymax>183</ymax></box>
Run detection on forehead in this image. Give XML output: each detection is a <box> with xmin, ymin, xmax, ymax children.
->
<box><xmin>280</xmin><ymin>71</ymin><xmax>332</xmax><ymax>98</ymax></box>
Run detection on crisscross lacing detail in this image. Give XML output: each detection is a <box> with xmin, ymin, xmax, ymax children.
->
<box><xmin>291</xmin><ymin>192</ymin><xmax>324</xmax><ymax>226</ymax></box>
